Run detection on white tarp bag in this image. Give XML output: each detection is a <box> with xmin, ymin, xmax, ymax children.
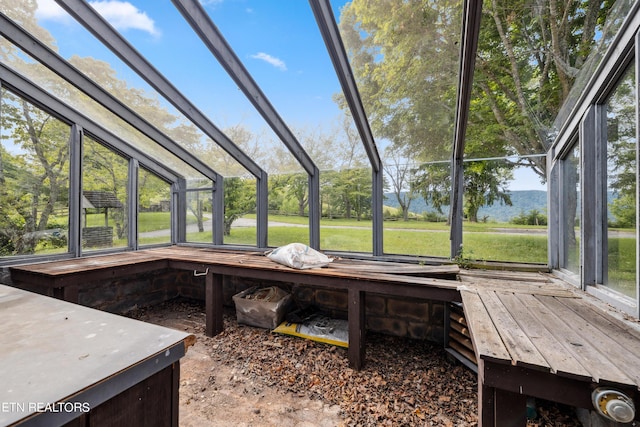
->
<box><xmin>266</xmin><ymin>243</ymin><xmax>332</xmax><ymax>269</ymax></box>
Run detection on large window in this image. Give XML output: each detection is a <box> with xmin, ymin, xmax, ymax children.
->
<box><xmin>605</xmin><ymin>65</ymin><xmax>637</xmax><ymax>299</ymax></box>
<box><xmin>0</xmin><ymin>87</ymin><xmax>70</xmax><ymax>256</ymax></box>
<box><xmin>138</xmin><ymin>168</ymin><xmax>171</xmax><ymax>246</ymax></box>
<box><xmin>82</xmin><ymin>136</ymin><xmax>128</xmax><ymax>251</ymax></box>
<box><xmin>562</xmin><ymin>143</ymin><xmax>580</xmax><ymax>275</ymax></box>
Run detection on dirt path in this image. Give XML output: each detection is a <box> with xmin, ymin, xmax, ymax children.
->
<box><xmin>137</xmin><ymin>304</ymin><xmax>343</xmax><ymax>427</ymax></box>
<box><xmin>131</xmin><ymin>299</ymin><xmax>581</xmax><ymax>427</ymax></box>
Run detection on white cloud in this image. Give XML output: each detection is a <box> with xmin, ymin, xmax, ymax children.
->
<box><xmin>90</xmin><ymin>1</ymin><xmax>160</xmax><ymax>37</ymax></box>
<box><xmin>35</xmin><ymin>0</ymin><xmax>160</xmax><ymax>37</ymax></box>
<box><xmin>35</xmin><ymin>0</ymin><xmax>72</xmax><ymax>22</ymax></box>
<box><xmin>250</xmin><ymin>52</ymin><xmax>287</xmax><ymax>71</ymax></box>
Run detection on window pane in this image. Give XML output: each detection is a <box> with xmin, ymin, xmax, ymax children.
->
<box><xmin>222</xmin><ymin>177</ymin><xmax>257</xmax><ymax>246</ymax></box>
<box><xmin>463</xmin><ymin>160</ymin><xmax>548</xmax><ymax>264</ymax></box>
<box><xmin>384</xmin><ymin>161</ymin><xmax>450</xmax><ymax>257</ymax></box>
<box><xmin>321</xmin><ymin>167</ymin><xmax>372</xmax><ymax>253</ymax></box>
<box><xmin>82</xmin><ymin>137</ymin><xmax>128</xmax><ymax>251</ymax></box>
<box><xmin>0</xmin><ymin>88</ymin><xmax>70</xmax><ymax>256</ymax></box>
<box><xmin>185</xmin><ymin>189</ymin><xmax>213</xmax><ymax>244</ymax></box>
<box><xmin>606</xmin><ymin>65</ymin><xmax>636</xmax><ymax>299</ymax></box>
<box><xmin>268</xmin><ymin>172</ymin><xmax>309</xmax><ymax>247</ymax></box>
<box><xmin>138</xmin><ymin>168</ymin><xmax>171</xmax><ymax>246</ymax></box>
<box><xmin>562</xmin><ymin>144</ymin><xmax>580</xmax><ymax>274</ymax></box>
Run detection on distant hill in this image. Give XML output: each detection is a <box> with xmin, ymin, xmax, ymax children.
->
<box><xmin>384</xmin><ymin>190</ymin><xmax>548</xmax><ymax>223</ymax></box>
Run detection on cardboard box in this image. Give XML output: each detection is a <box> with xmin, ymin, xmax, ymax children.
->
<box><xmin>232</xmin><ymin>286</ymin><xmax>292</xmax><ymax>329</ymax></box>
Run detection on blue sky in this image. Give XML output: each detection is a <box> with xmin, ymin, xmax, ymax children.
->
<box><xmin>35</xmin><ymin>0</ymin><xmax>350</xmax><ymax>133</ymax></box>
<box><xmin>33</xmin><ymin>0</ymin><xmax>546</xmax><ymax>191</ymax></box>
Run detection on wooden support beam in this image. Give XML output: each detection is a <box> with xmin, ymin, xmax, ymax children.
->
<box><xmin>348</xmin><ymin>288</ymin><xmax>365</xmax><ymax>370</ymax></box>
<box><xmin>205</xmin><ymin>270</ymin><xmax>224</xmax><ymax>337</ymax></box>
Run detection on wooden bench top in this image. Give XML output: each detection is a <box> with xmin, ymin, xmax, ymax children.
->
<box><xmin>146</xmin><ymin>246</ymin><xmax>461</xmax><ymax>296</ymax></box>
<box><xmin>10</xmin><ymin>251</ymin><xmax>168</xmax><ymax>277</ymax></box>
<box><xmin>459</xmin><ymin>273</ymin><xmax>640</xmax><ymax>389</ymax></box>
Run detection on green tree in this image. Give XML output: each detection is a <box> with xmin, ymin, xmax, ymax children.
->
<box><xmin>0</xmin><ymin>91</ymin><xmax>70</xmax><ymax>254</ymax></box>
<box><xmin>223</xmin><ymin>177</ymin><xmax>255</xmax><ymax>235</ymax></box>
<box><xmin>339</xmin><ymin>0</ymin><xmax>613</xmax><ymax>224</ymax></box>
<box><xmin>339</xmin><ymin>0</ymin><xmax>461</xmax><ymax>163</ymax></box>
<box><xmin>606</xmin><ymin>66</ymin><xmax>636</xmax><ymax>228</ymax></box>
<box><xmin>475</xmin><ymin>0</ymin><xmax>614</xmax><ymax>177</ymax></box>
<box><xmin>383</xmin><ymin>145</ymin><xmax>418</xmax><ymax>221</ymax></box>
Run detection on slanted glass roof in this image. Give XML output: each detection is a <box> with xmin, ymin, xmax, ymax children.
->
<box><xmin>0</xmin><ymin>0</ymin><xmax>627</xmax><ymax>258</ymax></box>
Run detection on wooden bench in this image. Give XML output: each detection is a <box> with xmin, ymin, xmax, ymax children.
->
<box><xmin>10</xmin><ymin>246</ymin><xmax>461</xmax><ymax>370</ymax></box>
<box><xmin>459</xmin><ymin>273</ymin><xmax>640</xmax><ymax>425</ymax></box>
<box><xmin>11</xmin><ymin>246</ymin><xmax>640</xmax><ymax>425</ymax></box>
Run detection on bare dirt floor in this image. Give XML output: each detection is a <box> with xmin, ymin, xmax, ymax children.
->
<box><xmin>129</xmin><ymin>298</ymin><xmax>583</xmax><ymax>427</ymax></box>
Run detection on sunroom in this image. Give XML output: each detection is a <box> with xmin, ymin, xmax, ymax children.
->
<box><xmin>1</xmin><ymin>0</ymin><xmax>640</xmax><ymax>426</ymax></box>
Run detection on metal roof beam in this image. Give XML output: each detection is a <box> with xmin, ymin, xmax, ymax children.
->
<box><xmin>309</xmin><ymin>0</ymin><xmax>384</xmax><ymax>254</ymax></box>
<box><xmin>171</xmin><ymin>0</ymin><xmax>317</xmax><ymax>177</ymax></box>
<box><xmin>0</xmin><ymin>63</ymin><xmax>180</xmax><ymax>183</ymax></box>
<box><xmin>309</xmin><ymin>0</ymin><xmax>381</xmax><ymax>172</ymax></box>
<box><xmin>450</xmin><ymin>0</ymin><xmax>484</xmax><ymax>257</ymax></box>
<box><xmin>0</xmin><ymin>12</ymin><xmax>219</xmax><ymax>184</ymax></box>
<box><xmin>53</xmin><ymin>0</ymin><xmax>263</xmax><ymax>180</ymax></box>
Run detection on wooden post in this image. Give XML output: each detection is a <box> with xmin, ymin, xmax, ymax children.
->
<box><xmin>205</xmin><ymin>270</ymin><xmax>224</xmax><ymax>337</ymax></box>
<box><xmin>478</xmin><ymin>361</ymin><xmax>527</xmax><ymax>427</ymax></box>
<box><xmin>494</xmin><ymin>388</ymin><xmax>527</xmax><ymax>427</ymax></box>
<box><xmin>348</xmin><ymin>288</ymin><xmax>365</xmax><ymax>370</ymax></box>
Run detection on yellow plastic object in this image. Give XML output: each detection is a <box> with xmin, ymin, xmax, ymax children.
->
<box><xmin>273</xmin><ymin>315</ymin><xmax>348</xmax><ymax>348</ymax></box>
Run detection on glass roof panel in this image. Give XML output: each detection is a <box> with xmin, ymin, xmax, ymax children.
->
<box><xmin>21</xmin><ymin>0</ymin><xmax>252</xmax><ymax>177</ymax></box>
<box><xmin>337</xmin><ymin>0</ymin><xmax>462</xmax><ymax>165</ymax></box>
<box><xmin>0</xmin><ymin>36</ymin><xmax>207</xmax><ymax>181</ymax></box>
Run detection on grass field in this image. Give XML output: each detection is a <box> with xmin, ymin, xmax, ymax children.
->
<box><xmin>32</xmin><ymin>212</ymin><xmax>636</xmax><ymax>297</ymax></box>
<box><xmin>188</xmin><ymin>214</ymin><xmax>549</xmax><ymax>263</ymax></box>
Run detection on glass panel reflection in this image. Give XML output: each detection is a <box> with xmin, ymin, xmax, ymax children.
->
<box><xmin>320</xmin><ymin>167</ymin><xmax>372</xmax><ymax>252</ymax></box>
<box><xmin>384</xmin><ymin>160</ymin><xmax>450</xmax><ymax>257</ymax></box>
<box><xmin>562</xmin><ymin>143</ymin><xmax>580</xmax><ymax>274</ymax></box>
<box><xmin>138</xmin><ymin>168</ymin><xmax>171</xmax><ymax>246</ymax></box>
<box><xmin>82</xmin><ymin>136</ymin><xmax>128</xmax><ymax>251</ymax></box>
<box><xmin>185</xmin><ymin>189</ymin><xmax>213</xmax><ymax>244</ymax></box>
<box><xmin>463</xmin><ymin>159</ymin><xmax>548</xmax><ymax>264</ymax></box>
<box><xmin>223</xmin><ymin>177</ymin><xmax>256</xmax><ymax>246</ymax></box>
<box><xmin>606</xmin><ymin>64</ymin><xmax>636</xmax><ymax>299</ymax></box>
<box><xmin>0</xmin><ymin>87</ymin><xmax>70</xmax><ymax>256</ymax></box>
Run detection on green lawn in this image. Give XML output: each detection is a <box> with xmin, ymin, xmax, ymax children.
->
<box><xmin>44</xmin><ymin>214</ymin><xmax>634</xmax><ymax>285</ymax></box>
<box><xmin>187</xmin><ymin>214</ymin><xmax>549</xmax><ymax>263</ymax></box>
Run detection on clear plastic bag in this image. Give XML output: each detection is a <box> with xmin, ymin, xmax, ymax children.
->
<box><xmin>266</xmin><ymin>243</ymin><xmax>332</xmax><ymax>269</ymax></box>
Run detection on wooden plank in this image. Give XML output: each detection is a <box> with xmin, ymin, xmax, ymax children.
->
<box><xmin>555</xmin><ymin>295</ymin><xmax>640</xmax><ymax>346</ymax></box>
<box><xmin>460</xmin><ymin>278</ymin><xmax>576</xmax><ymax>297</ymax></box>
<box><xmin>517</xmin><ymin>293</ymin><xmax>634</xmax><ymax>386</ymax></box>
<box><xmin>329</xmin><ymin>260</ymin><xmax>459</xmax><ymax>278</ymax></box>
<box><xmin>498</xmin><ymin>292</ymin><xmax>592</xmax><ymax>381</ymax></box>
<box><xmin>450</xmin><ymin>310</ymin><xmax>468</xmax><ymax>326</ymax></box>
<box><xmin>459</xmin><ymin>289</ymin><xmax>511</xmax><ymax>363</ymax></box>
<box><xmin>449</xmin><ymin>340</ymin><xmax>477</xmax><ymax>364</ymax></box>
<box><xmin>11</xmin><ymin>252</ymin><xmax>165</xmax><ymax>276</ymax></box>
<box><xmin>450</xmin><ymin>329</ymin><xmax>474</xmax><ymax>353</ymax></box>
<box><xmin>479</xmin><ymin>291</ymin><xmax>550</xmax><ymax>371</ymax></box>
<box><xmin>450</xmin><ymin>319</ymin><xmax>470</xmax><ymax>336</ymax></box>
<box><xmin>459</xmin><ymin>269</ymin><xmax>550</xmax><ymax>282</ymax></box>
<box><xmin>540</xmin><ymin>295</ymin><xmax>640</xmax><ymax>388</ymax></box>
<box><xmin>158</xmin><ymin>247</ymin><xmax>462</xmax><ymax>292</ymax></box>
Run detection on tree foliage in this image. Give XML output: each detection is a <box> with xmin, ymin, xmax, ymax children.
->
<box><xmin>0</xmin><ymin>91</ymin><xmax>70</xmax><ymax>254</ymax></box>
<box><xmin>339</xmin><ymin>0</ymin><xmax>614</xmax><ymax>220</ymax></box>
